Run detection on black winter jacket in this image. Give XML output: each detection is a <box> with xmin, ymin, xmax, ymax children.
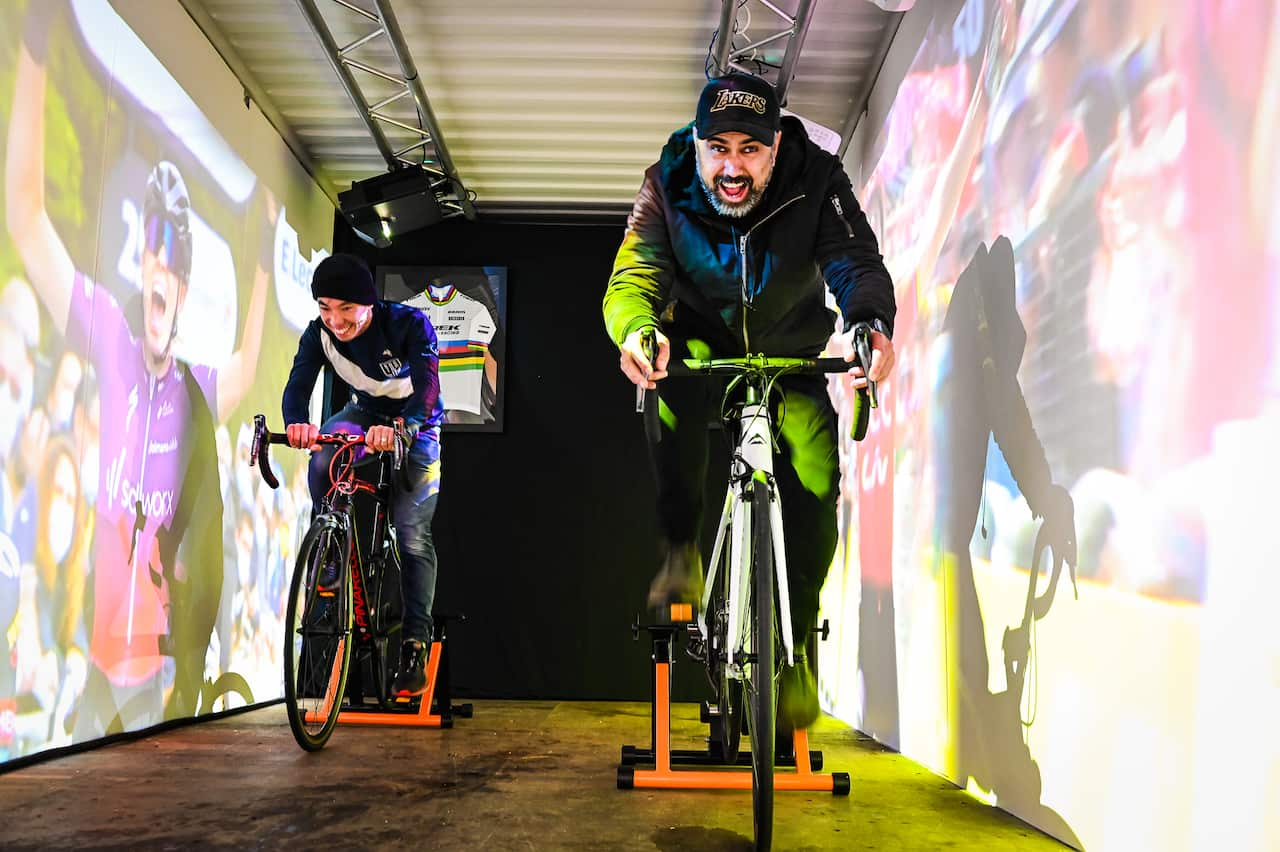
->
<box><xmin>603</xmin><ymin>117</ymin><xmax>895</xmax><ymax>356</ymax></box>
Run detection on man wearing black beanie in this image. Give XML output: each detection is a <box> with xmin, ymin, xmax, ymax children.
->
<box><xmin>309</xmin><ymin>253</ymin><xmax>378</xmax><ymax>307</ymax></box>
<box><xmin>281</xmin><ymin>252</ymin><xmax>445</xmax><ymax>696</ymax></box>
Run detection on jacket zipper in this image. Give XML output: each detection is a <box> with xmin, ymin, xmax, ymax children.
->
<box><xmin>830</xmin><ymin>194</ymin><xmax>855</xmax><ymax>238</ymax></box>
<box><xmin>738</xmin><ymin>193</ymin><xmax>805</xmax><ymax>353</ymax></box>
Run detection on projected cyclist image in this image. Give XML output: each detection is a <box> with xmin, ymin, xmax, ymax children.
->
<box><xmin>813</xmin><ymin>1</ymin><xmax>1280</xmax><ymax>849</ymax></box>
<box><xmin>935</xmin><ymin>237</ymin><xmax>1080</xmax><ymax>844</ymax></box>
<box><xmin>4</xmin><ymin>8</ymin><xmax>270</xmax><ymax>734</ymax></box>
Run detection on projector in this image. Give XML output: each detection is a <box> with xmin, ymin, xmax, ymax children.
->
<box><xmin>338</xmin><ymin>166</ymin><xmax>443</xmax><ymax>248</ymax></box>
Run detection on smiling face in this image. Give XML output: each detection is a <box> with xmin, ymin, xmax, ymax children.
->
<box><xmin>318</xmin><ymin>297</ymin><xmax>373</xmax><ymax>342</ymax></box>
<box><xmin>694</xmin><ymin>129</ymin><xmax>780</xmax><ymax>218</ymax></box>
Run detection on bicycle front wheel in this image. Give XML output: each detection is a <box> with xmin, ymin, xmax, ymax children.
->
<box><xmin>748</xmin><ymin>476</ymin><xmax>776</xmax><ymax>851</ymax></box>
<box><xmin>373</xmin><ymin>541</ymin><xmax>405</xmax><ymax>711</ymax></box>
<box><xmin>707</xmin><ymin>545</ymin><xmax>743</xmax><ymax>764</ymax></box>
<box><xmin>284</xmin><ymin>518</ymin><xmax>353</xmax><ymax>751</ymax></box>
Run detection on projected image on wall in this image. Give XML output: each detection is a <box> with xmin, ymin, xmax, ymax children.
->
<box><xmin>0</xmin><ymin>0</ymin><xmax>330</xmax><ymax>761</ymax></box>
<box><xmin>819</xmin><ymin>1</ymin><xmax>1280</xmax><ymax>850</ymax></box>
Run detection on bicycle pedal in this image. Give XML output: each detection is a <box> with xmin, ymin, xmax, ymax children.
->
<box><xmin>685</xmin><ymin>636</ymin><xmax>707</xmax><ymax>663</ymax></box>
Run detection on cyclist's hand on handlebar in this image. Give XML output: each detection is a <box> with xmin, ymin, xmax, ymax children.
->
<box><xmin>835</xmin><ymin>326</ymin><xmax>897</xmax><ymax>387</ymax></box>
<box><xmin>865</xmin><ymin>329</ymin><xmax>896</xmax><ymax>383</ymax></box>
<box><xmin>619</xmin><ymin>326</ymin><xmax>670</xmax><ymax>390</ymax></box>
<box><xmin>286</xmin><ymin>422</ymin><xmax>320</xmax><ymax>451</ymax></box>
<box><xmin>365</xmin><ymin>424</ymin><xmax>397</xmax><ymax>453</ymax></box>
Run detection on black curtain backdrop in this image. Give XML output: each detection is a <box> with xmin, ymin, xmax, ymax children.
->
<box><xmin>332</xmin><ymin>214</ymin><xmax>717</xmax><ymax>701</ymax></box>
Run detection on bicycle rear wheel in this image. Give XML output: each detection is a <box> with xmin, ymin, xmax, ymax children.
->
<box><xmin>747</xmin><ymin>476</ymin><xmax>776</xmax><ymax>851</ymax></box>
<box><xmin>284</xmin><ymin>519</ymin><xmax>353</xmax><ymax>751</ymax></box>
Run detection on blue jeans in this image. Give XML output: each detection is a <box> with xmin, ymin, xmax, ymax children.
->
<box><xmin>307</xmin><ymin>405</ymin><xmax>441</xmax><ymax>643</ymax></box>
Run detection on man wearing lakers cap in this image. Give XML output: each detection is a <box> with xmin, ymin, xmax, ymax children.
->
<box><xmin>603</xmin><ymin>72</ymin><xmax>897</xmax><ymax>731</ymax></box>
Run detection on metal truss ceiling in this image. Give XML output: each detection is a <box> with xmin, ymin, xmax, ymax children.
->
<box><xmin>182</xmin><ymin>0</ymin><xmax>900</xmax><ymax>216</ymax></box>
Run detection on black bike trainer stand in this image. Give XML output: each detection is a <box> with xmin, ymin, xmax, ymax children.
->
<box><xmin>617</xmin><ymin>610</ymin><xmax>850</xmax><ymax>794</ymax></box>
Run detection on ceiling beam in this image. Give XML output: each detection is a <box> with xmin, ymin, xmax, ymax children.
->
<box><xmin>710</xmin><ymin>0</ymin><xmax>820</xmax><ymax>108</ymax></box>
<box><xmin>837</xmin><ymin>9</ymin><xmax>904</xmax><ymax>160</ymax></box>
<box><xmin>370</xmin><ymin>0</ymin><xmax>474</xmax><ymax>219</ymax></box>
<box><xmin>177</xmin><ymin>0</ymin><xmax>339</xmax><ymax>206</ymax></box>
<box><xmin>710</xmin><ymin>0</ymin><xmax>737</xmax><ymax>77</ymax></box>
<box><xmin>773</xmin><ymin>0</ymin><xmax>817</xmax><ymax>106</ymax></box>
<box><xmin>294</xmin><ymin>0</ymin><xmax>401</xmax><ymax>167</ymax></box>
<box><xmin>294</xmin><ymin>0</ymin><xmax>474</xmax><ymax>219</ymax></box>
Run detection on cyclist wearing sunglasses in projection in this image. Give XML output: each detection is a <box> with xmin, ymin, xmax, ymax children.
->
<box><xmin>5</xmin><ymin>8</ymin><xmax>270</xmax><ymax>735</ymax></box>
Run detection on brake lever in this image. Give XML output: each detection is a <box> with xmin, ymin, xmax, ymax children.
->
<box><xmin>637</xmin><ymin>329</ymin><xmax>663</xmax><ymax>444</ymax></box>
<box><xmin>250</xmin><ymin>413</ymin><xmax>280</xmax><ymax>489</ymax></box>
<box><xmin>392</xmin><ymin>417</ymin><xmax>407</xmax><ymax>471</ymax></box>
<box><xmin>853</xmin><ymin>323</ymin><xmax>879</xmax><ymax>409</ymax></box>
<box><xmin>636</xmin><ymin>328</ymin><xmax>657</xmax><ymax>414</ymax></box>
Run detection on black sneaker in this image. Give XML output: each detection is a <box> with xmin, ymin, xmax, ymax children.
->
<box><xmin>647</xmin><ymin>541</ymin><xmax>705</xmax><ymax>610</ymax></box>
<box><xmin>391</xmin><ymin>639</ymin><xmax>429</xmax><ymax>696</ymax></box>
<box><xmin>777</xmin><ymin>656</ymin><xmax>820</xmax><ymax>733</ymax></box>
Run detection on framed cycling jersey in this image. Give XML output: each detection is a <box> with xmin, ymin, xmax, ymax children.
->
<box><xmin>378</xmin><ymin>265</ymin><xmax>507</xmax><ymax>433</ymax></box>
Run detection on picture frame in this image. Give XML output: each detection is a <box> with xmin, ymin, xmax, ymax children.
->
<box><xmin>378</xmin><ymin>265</ymin><xmax>508</xmax><ymax>433</ymax></box>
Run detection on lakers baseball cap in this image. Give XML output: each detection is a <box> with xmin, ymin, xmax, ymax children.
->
<box><xmin>695</xmin><ymin>73</ymin><xmax>781</xmax><ymax>144</ymax></box>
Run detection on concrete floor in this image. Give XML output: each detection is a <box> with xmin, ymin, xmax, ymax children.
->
<box><xmin>0</xmin><ymin>701</ymin><xmax>1066</xmax><ymax>851</ymax></box>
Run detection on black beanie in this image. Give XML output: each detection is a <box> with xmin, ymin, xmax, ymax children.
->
<box><xmin>311</xmin><ymin>253</ymin><xmax>376</xmax><ymax>305</ymax></box>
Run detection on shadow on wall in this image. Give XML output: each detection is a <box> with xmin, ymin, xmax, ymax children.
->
<box><xmin>935</xmin><ymin>236</ymin><xmax>1081</xmax><ymax>847</ymax></box>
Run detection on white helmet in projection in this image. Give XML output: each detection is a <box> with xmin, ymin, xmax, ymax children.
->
<box><xmin>143</xmin><ymin>160</ymin><xmax>193</xmax><ymax>284</ymax></box>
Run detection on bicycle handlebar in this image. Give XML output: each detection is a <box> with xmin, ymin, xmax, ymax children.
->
<box><xmin>629</xmin><ymin>322</ymin><xmax>883</xmax><ymax>441</ymax></box>
<box><xmin>249</xmin><ymin>413</ymin><xmax>409</xmax><ymax>489</ymax></box>
<box><xmin>663</xmin><ymin>354</ymin><xmax>853</xmax><ymax>377</ymax></box>
<box><xmin>637</xmin><ymin>321</ymin><xmax>880</xmax><ymax>406</ymax></box>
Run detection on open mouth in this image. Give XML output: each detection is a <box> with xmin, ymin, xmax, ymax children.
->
<box><xmin>147</xmin><ymin>282</ymin><xmax>170</xmax><ymax>340</ymax></box>
<box><xmin>716</xmin><ymin>176</ymin><xmax>751</xmax><ymax>204</ymax></box>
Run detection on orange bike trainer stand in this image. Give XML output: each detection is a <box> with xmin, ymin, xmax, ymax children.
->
<box><xmin>306</xmin><ymin>632</ymin><xmax>473</xmax><ymax>729</ymax></box>
<box><xmin>616</xmin><ymin>621</ymin><xmax>850</xmax><ymax>794</ymax></box>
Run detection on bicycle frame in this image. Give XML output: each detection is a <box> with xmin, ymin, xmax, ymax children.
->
<box><xmin>252</xmin><ymin>413</ymin><xmax>406</xmax><ymax>645</ymax></box>
<box><xmin>698</xmin><ymin>381</ymin><xmax>798</xmax><ymax>681</ymax></box>
<box><xmin>315</xmin><ymin>454</ymin><xmax>399</xmax><ymax>646</ymax></box>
